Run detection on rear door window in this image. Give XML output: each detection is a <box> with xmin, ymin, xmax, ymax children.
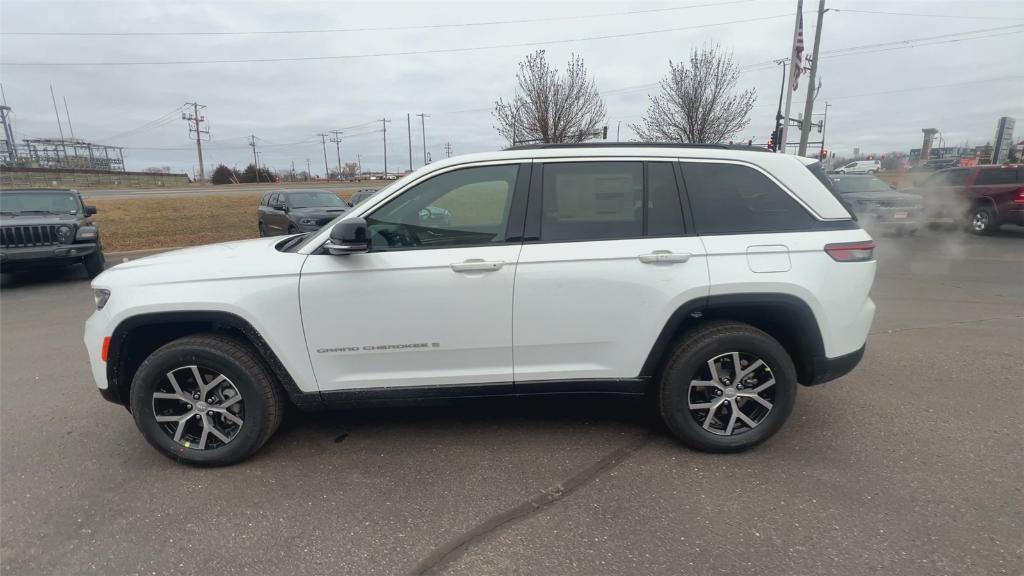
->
<box><xmin>646</xmin><ymin>162</ymin><xmax>686</xmax><ymax>236</ymax></box>
<box><xmin>540</xmin><ymin>162</ymin><xmax>643</xmax><ymax>241</ymax></box>
<box><xmin>680</xmin><ymin>162</ymin><xmax>817</xmax><ymax>234</ymax></box>
<box><xmin>975</xmin><ymin>168</ymin><xmax>1018</xmax><ymax>186</ymax></box>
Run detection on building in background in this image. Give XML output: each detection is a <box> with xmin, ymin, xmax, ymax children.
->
<box><xmin>991</xmin><ymin>116</ymin><xmax>1016</xmax><ymax>164</ymax></box>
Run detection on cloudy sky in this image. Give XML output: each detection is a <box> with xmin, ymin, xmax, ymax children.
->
<box><xmin>1</xmin><ymin>0</ymin><xmax>1022</xmax><ymax>176</ymax></box>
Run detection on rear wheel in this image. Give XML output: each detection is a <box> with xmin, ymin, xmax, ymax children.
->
<box><xmin>968</xmin><ymin>204</ymin><xmax>997</xmax><ymax>235</ymax></box>
<box><xmin>658</xmin><ymin>322</ymin><xmax>797</xmax><ymax>452</ymax></box>
<box><xmin>287</xmin><ymin>224</ymin><xmax>297</xmax><ymax>235</ymax></box>
<box><xmin>129</xmin><ymin>334</ymin><xmax>284</xmax><ymax>466</ymax></box>
<box><xmin>83</xmin><ymin>249</ymin><xmax>105</xmax><ymax>279</ymax></box>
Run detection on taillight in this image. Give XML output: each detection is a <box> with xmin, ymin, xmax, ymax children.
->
<box><xmin>825</xmin><ymin>241</ymin><xmax>875</xmax><ymax>262</ymax></box>
<box><xmin>101</xmin><ymin>336</ymin><xmax>111</xmax><ymax>362</ymax></box>
<box><xmin>1013</xmin><ymin>187</ymin><xmax>1024</xmax><ymax>204</ymax></box>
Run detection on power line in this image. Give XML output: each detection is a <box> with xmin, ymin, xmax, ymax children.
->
<box><xmin>1</xmin><ymin>14</ymin><xmax>794</xmax><ymax>67</ymax></box>
<box><xmin>97</xmin><ymin>105</ymin><xmax>185</xmax><ymax>141</ymax></box>
<box><xmin>834</xmin><ymin>8</ymin><xmax>1024</xmax><ymax>21</ymax></box>
<box><xmin>0</xmin><ymin>1</ymin><xmax>754</xmax><ymax>37</ymax></box>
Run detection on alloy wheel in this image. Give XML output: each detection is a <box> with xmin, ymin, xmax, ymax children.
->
<box><xmin>687</xmin><ymin>352</ymin><xmax>775</xmax><ymax>436</ymax></box>
<box><xmin>151</xmin><ymin>365</ymin><xmax>245</xmax><ymax>450</ymax></box>
<box><xmin>972</xmin><ymin>210</ymin><xmax>989</xmax><ymax>232</ymax></box>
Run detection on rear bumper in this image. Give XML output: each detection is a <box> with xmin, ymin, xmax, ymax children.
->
<box><xmin>808</xmin><ymin>345</ymin><xmax>866</xmax><ymax>386</ymax></box>
<box><xmin>0</xmin><ymin>243</ymin><xmax>96</xmax><ymax>266</ymax></box>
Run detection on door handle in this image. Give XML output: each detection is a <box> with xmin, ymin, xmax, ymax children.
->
<box><xmin>638</xmin><ymin>250</ymin><xmax>691</xmax><ymax>264</ymax></box>
<box><xmin>450</xmin><ymin>259</ymin><xmax>505</xmax><ymax>272</ymax></box>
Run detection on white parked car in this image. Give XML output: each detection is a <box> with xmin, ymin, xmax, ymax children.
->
<box><xmin>835</xmin><ymin>160</ymin><xmax>882</xmax><ymax>174</ymax></box>
<box><xmin>86</xmin><ymin>144</ymin><xmax>877</xmax><ymax>465</ymax></box>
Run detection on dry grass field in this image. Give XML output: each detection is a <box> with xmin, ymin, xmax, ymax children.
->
<box><xmin>91</xmin><ymin>193</ymin><xmax>266</xmax><ymax>252</ymax></box>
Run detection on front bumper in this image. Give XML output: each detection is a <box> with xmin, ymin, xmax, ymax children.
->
<box><xmin>0</xmin><ymin>243</ymin><xmax>97</xmax><ymax>266</ymax></box>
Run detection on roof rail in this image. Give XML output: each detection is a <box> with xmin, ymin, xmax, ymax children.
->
<box><xmin>505</xmin><ymin>142</ymin><xmax>769</xmax><ymax>152</ymax></box>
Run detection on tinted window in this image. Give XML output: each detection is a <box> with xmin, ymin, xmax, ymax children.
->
<box><xmin>682</xmin><ymin>162</ymin><xmax>817</xmax><ymax>234</ymax></box>
<box><xmin>269</xmin><ymin>193</ymin><xmax>280</xmax><ymax>206</ymax></box>
<box><xmin>260</xmin><ymin>193</ymin><xmax>270</xmax><ymax>206</ymax></box>
<box><xmin>366</xmin><ymin>164</ymin><xmax>518</xmax><ymax>250</ymax></box>
<box><xmin>975</xmin><ymin>168</ymin><xmax>1018</xmax><ymax>186</ymax></box>
<box><xmin>646</xmin><ymin>162</ymin><xmax>685</xmax><ymax>236</ymax></box>
<box><xmin>929</xmin><ymin>169</ymin><xmax>969</xmax><ymax>187</ymax></box>
<box><xmin>286</xmin><ymin>191</ymin><xmax>346</xmax><ymax>208</ymax></box>
<box><xmin>541</xmin><ymin>162</ymin><xmax>643</xmax><ymax>241</ymax></box>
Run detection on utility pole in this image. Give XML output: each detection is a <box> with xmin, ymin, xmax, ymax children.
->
<box><xmin>773</xmin><ymin>59</ymin><xmax>787</xmax><ymax>152</ymax></box>
<box><xmin>305</xmin><ymin>158</ymin><xmax>311</xmax><ymax>181</ymax></box>
<box><xmin>317</xmin><ymin>132</ymin><xmax>330</xmax><ymax>178</ymax></box>
<box><xmin>819</xmin><ymin>101</ymin><xmax>831</xmax><ymax>166</ymax></box>
<box><xmin>780</xmin><ymin>0</ymin><xmax>803</xmax><ymax>154</ymax></box>
<box><xmin>48</xmin><ymin>85</ymin><xmax>66</xmax><ymax>159</ymax></box>
<box><xmin>248</xmin><ymin>134</ymin><xmax>259</xmax><ymax>182</ymax></box>
<box><xmin>184</xmin><ymin>102</ymin><xmax>209</xmax><ymax>181</ymax></box>
<box><xmin>378</xmin><ymin>118</ymin><xmax>391</xmax><ymax>177</ymax></box>
<box><xmin>329</xmin><ymin>130</ymin><xmax>343</xmax><ymax>176</ymax></box>
<box><xmin>416</xmin><ymin>113</ymin><xmax>429</xmax><ymax>165</ymax></box>
<box><xmin>406</xmin><ymin>113</ymin><xmax>413</xmax><ymax>172</ymax></box>
<box><xmin>616</xmin><ymin>121</ymin><xmax>622</xmax><ymax>142</ymax></box>
<box><xmin>62</xmin><ymin>97</ymin><xmax>76</xmax><ymax>140</ymax></box>
<box><xmin>291</xmin><ymin>159</ymin><xmax>296</xmax><ymax>181</ymax></box>
<box><xmin>798</xmin><ymin>0</ymin><xmax>826</xmax><ymax>157</ymax></box>
<box><xmin>357</xmin><ymin>154</ymin><xmax>362</xmax><ymax>176</ymax></box>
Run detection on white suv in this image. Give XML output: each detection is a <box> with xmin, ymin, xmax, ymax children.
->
<box><xmin>85</xmin><ymin>144</ymin><xmax>876</xmax><ymax>465</ymax></box>
<box><xmin>835</xmin><ymin>160</ymin><xmax>881</xmax><ymax>174</ymax></box>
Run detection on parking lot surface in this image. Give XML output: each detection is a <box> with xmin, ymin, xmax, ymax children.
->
<box><xmin>2</xmin><ymin>229</ymin><xmax>1022</xmax><ymax>576</ymax></box>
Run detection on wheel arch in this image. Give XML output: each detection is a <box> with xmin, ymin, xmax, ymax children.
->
<box><xmin>640</xmin><ymin>293</ymin><xmax>826</xmax><ymax>386</ymax></box>
<box><xmin>105</xmin><ymin>311</ymin><xmax>309</xmax><ymax>409</ymax></box>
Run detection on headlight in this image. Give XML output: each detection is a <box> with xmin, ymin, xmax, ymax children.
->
<box><xmin>55</xmin><ymin>225</ymin><xmax>74</xmax><ymax>243</ymax></box>
<box><xmin>94</xmin><ymin>289</ymin><xmax>111</xmax><ymax>310</ymax></box>
<box><xmin>299</xmin><ymin>218</ymin><xmax>319</xmax><ymax>226</ymax></box>
<box><xmin>76</xmin><ymin>225</ymin><xmax>98</xmax><ymax>241</ymax></box>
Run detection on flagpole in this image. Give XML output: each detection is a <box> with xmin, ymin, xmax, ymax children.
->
<box><xmin>780</xmin><ymin>0</ymin><xmax>803</xmax><ymax>154</ymax></box>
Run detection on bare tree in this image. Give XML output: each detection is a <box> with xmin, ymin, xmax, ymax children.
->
<box><xmin>632</xmin><ymin>44</ymin><xmax>756</xmax><ymax>144</ymax></box>
<box><xmin>493</xmin><ymin>50</ymin><xmax>606</xmax><ymax>145</ymax></box>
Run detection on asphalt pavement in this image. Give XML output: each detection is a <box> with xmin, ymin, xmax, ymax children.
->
<box><xmin>1</xmin><ymin>228</ymin><xmax>1022</xmax><ymax>576</ymax></box>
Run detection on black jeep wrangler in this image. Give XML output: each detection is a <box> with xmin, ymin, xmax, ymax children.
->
<box><xmin>0</xmin><ymin>188</ymin><xmax>106</xmax><ymax>278</ymax></box>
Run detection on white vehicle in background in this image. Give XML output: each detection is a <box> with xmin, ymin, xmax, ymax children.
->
<box><xmin>835</xmin><ymin>160</ymin><xmax>882</xmax><ymax>174</ymax></box>
<box><xmin>85</xmin><ymin>143</ymin><xmax>876</xmax><ymax>466</ymax></box>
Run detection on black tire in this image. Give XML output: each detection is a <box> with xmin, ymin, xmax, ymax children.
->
<box><xmin>129</xmin><ymin>334</ymin><xmax>284</xmax><ymax>466</ymax></box>
<box><xmin>287</xmin><ymin>224</ymin><xmax>297</xmax><ymax>235</ymax></box>
<box><xmin>658</xmin><ymin>321</ymin><xmax>797</xmax><ymax>453</ymax></box>
<box><xmin>967</xmin><ymin>204</ymin><xmax>997</xmax><ymax>235</ymax></box>
<box><xmin>83</xmin><ymin>249</ymin><xmax>106</xmax><ymax>279</ymax></box>
<box><xmin>258</xmin><ymin>222</ymin><xmax>267</xmax><ymax>237</ymax></box>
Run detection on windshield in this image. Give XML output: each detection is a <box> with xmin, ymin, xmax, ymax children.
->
<box><xmin>829</xmin><ymin>176</ymin><xmax>892</xmax><ymax>194</ymax></box>
<box><xmin>0</xmin><ymin>191</ymin><xmax>81</xmax><ymax>214</ymax></box>
<box><xmin>286</xmin><ymin>191</ymin><xmax>346</xmax><ymax>209</ymax></box>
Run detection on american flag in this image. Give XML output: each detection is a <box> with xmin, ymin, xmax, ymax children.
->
<box><xmin>790</xmin><ymin>11</ymin><xmax>805</xmax><ymax>91</ymax></box>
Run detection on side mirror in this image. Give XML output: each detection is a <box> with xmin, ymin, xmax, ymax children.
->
<box><xmin>84</xmin><ymin>205</ymin><xmax>98</xmax><ymax>216</ymax></box>
<box><xmin>325</xmin><ymin>217</ymin><xmax>368</xmax><ymax>255</ymax></box>
<box><xmin>272</xmin><ymin>202</ymin><xmax>288</xmax><ymax>212</ymax></box>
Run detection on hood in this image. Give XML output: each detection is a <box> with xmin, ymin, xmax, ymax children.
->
<box><xmin>290</xmin><ymin>206</ymin><xmax>348</xmax><ymax>218</ymax></box>
<box><xmin>94</xmin><ymin>236</ymin><xmax>307</xmax><ymax>288</ymax></box>
<box><xmin>0</xmin><ymin>213</ymin><xmax>82</xmax><ymax>225</ymax></box>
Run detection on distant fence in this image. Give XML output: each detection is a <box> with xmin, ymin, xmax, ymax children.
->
<box><xmin>0</xmin><ymin>167</ymin><xmax>191</xmax><ymax>190</ymax></box>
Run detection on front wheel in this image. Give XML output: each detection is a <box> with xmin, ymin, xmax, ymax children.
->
<box><xmin>83</xmin><ymin>249</ymin><xmax>105</xmax><ymax>279</ymax></box>
<box><xmin>658</xmin><ymin>322</ymin><xmax>797</xmax><ymax>453</ymax></box>
<box><xmin>129</xmin><ymin>334</ymin><xmax>284</xmax><ymax>466</ymax></box>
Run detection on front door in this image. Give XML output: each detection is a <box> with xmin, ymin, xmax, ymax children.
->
<box><xmin>299</xmin><ymin>162</ymin><xmax>529</xmax><ymax>391</ymax></box>
<box><xmin>513</xmin><ymin>160</ymin><xmax>710</xmax><ymax>384</ymax></box>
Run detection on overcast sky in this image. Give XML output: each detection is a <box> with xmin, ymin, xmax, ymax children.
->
<box><xmin>1</xmin><ymin>0</ymin><xmax>1022</xmax><ymax>176</ymax></box>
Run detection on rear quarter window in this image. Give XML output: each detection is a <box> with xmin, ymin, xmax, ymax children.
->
<box><xmin>975</xmin><ymin>168</ymin><xmax>1018</xmax><ymax>186</ymax></box>
<box><xmin>680</xmin><ymin>162</ymin><xmax>818</xmax><ymax>234</ymax></box>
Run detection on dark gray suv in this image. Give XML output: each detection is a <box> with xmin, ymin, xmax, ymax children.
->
<box><xmin>257</xmin><ymin>189</ymin><xmax>350</xmax><ymax>236</ymax></box>
<box><xmin>0</xmin><ymin>188</ymin><xmax>105</xmax><ymax>278</ymax></box>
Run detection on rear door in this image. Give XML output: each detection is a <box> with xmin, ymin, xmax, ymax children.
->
<box><xmin>266</xmin><ymin>193</ymin><xmax>285</xmax><ymax>233</ymax></box>
<box><xmin>972</xmin><ymin>166</ymin><xmax>1022</xmax><ymax>217</ymax></box>
<box><xmin>512</xmin><ymin>159</ymin><xmax>709</xmax><ymax>387</ymax></box>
